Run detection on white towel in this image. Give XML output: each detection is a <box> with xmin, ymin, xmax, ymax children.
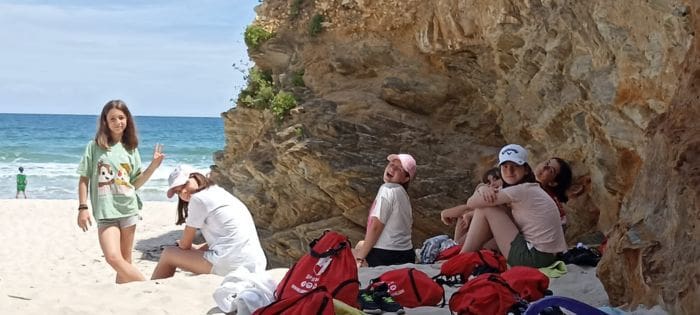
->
<box><xmin>213</xmin><ymin>266</ymin><xmax>277</xmax><ymax>314</ymax></box>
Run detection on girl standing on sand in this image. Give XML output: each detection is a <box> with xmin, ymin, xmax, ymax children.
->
<box><xmin>76</xmin><ymin>100</ymin><xmax>164</xmax><ymax>283</ymax></box>
<box><xmin>460</xmin><ymin>144</ymin><xmax>567</xmax><ymax>268</ymax></box>
<box><xmin>151</xmin><ymin>165</ymin><xmax>267</xmax><ymax>279</ymax></box>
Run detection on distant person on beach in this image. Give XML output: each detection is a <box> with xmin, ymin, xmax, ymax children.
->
<box><xmin>151</xmin><ymin>164</ymin><xmax>267</xmax><ymax>279</ymax></box>
<box><xmin>16</xmin><ymin>166</ymin><xmax>28</xmax><ymax>199</ymax></box>
<box><xmin>458</xmin><ymin>144</ymin><xmax>567</xmax><ymax>268</ymax></box>
<box><xmin>354</xmin><ymin>154</ymin><xmax>417</xmax><ymax>267</ymax></box>
<box><xmin>440</xmin><ymin>167</ymin><xmax>502</xmax><ymax>244</ymax></box>
<box><xmin>76</xmin><ymin>99</ymin><xmax>164</xmax><ymax>283</ymax></box>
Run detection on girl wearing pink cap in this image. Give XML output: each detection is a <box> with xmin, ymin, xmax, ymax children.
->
<box><xmin>354</xmin><ymin>153</ymin><xmax>417</xmax><ymax>267</ymax></box>
<box><xmin>460</xmin><ymin>144</ymin><xmax>567</xmax><ymax>268</ymax></box>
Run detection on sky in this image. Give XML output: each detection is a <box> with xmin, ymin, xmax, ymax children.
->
<box><xmin>0</xmin><ymin>0</ymin><xmax>259</xmax><ymax>117</ymax></box>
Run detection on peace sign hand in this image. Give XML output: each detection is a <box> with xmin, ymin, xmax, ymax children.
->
<box><xmin>152</xmin><ymin>143</ymin><xmax>165</xmax><ymax>166</ymax></box>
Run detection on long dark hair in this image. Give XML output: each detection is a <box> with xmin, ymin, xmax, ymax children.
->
<box><xmin>95</xmin><ymin>99</ymin><xmax>139</xmax><ymax>151</ymax></box>
<box><xmin>175</xmin><ymin>172</ymin><xmax>215</xmax><ymax>225</ymax></box>
<box><xmin>501</xmin><ymin>163</ymin><xmax>538</xmax><ymax>188</ymax></box>
<box><xmin>549</xmin><ymin>157</ymin><xmax>573</xmax><ymax>203</ymax></box>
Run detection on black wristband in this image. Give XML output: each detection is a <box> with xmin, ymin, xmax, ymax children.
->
<box><xmin>78</xmin><ymin>204</ymin><xmax>88</xmax><ymax>210</ymax></box>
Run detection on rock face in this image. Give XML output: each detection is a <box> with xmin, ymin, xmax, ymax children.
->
<box><xmin>213</xmin><ymin>0</ymin><xmax>698</xmax><ymax>312</ymax></box>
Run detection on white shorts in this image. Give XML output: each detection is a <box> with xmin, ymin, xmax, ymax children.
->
<box><xmin>97</xmin><ymin>215</ymin><xmax>140</xmax><ymax>229</ymax></box>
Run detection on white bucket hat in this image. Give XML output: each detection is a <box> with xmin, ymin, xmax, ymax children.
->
<box><xmin>167</xmin><ymin>164</ymin><xmax>195</xmax><ymax>198</ymax></box>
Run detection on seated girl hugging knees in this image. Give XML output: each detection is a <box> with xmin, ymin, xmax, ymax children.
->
<box><xmin>440</xmin><ymin>167</ymin><xmax>502</xmax><ymax>245</ymax></box>
<box><xmin>460</xmin><ymin>144</ymin><xmax>567</xmax><ymax>268</ymax></box>
<box><xmin>354</xmin><ymin>154</ymin><xmax>417</xmax><ymax>267</ymax></box>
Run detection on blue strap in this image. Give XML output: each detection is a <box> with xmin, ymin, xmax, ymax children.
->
<box><xmin>524</xmin><ymin>296</ymin><xmax>607</xmax><ymax>315</ymax></box>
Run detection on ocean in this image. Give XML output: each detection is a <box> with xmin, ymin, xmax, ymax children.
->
<box><xmin>0</xmin><ymin>113</ymin><xmax>224</xmax><ymax>201</ymax></box>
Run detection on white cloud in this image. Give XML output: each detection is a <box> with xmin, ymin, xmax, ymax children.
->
<box><xmin>0</xmin><ymin>0</ymin><xmax>257</xmax><ymax>117</ymax></box>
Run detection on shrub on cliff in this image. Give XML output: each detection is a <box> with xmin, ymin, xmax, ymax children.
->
<box><xmin>244</xmin><ymin>25</ymin><xmax>274</xmax><ymax>49</ymax></box>
<box><xmin>291</xmin><ymin>70</ymin><xmax>305</xmax><ymax>87</ymax></box>
<box><xmin>237</xmin><ymin>67</ymin><xmax>298</xmax><ymax>121</ymax></box>
<box><xmin>309</xmin><ymin>14</ymin><xmax>324</xmax><ymax>37</ymax></box>
<box><xmin>271</xmin><ymin>91</ymin><xmax>298</xmax><ymax>121</ymax></box>
<box><xmin>238</xmin><ymin>68</ymin><xmax>274</xmax><ymax>109</ymax></box>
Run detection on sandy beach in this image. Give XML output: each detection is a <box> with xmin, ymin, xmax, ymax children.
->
<box><xmin>0</xmin><ymin>199</ymin><xmax>662</xmax><ymax>315</ymax></box>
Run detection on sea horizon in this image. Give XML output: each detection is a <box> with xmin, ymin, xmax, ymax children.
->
<box><xmin>0</xmin><ymin>113</ymin><xmax>225</xmax><ymax>201</ymax></box>
<box><xmin>0</xmin><ymin>111</ymin><xmax>225</xmax><ymax>119</ymax></box>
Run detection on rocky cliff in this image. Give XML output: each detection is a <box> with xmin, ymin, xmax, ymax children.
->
<box><xmin>212</xmin><ymin>0</ymin><xmax>698</xmax><ymax>312</ymax></box>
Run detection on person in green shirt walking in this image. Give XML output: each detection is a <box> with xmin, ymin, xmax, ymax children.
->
<box><xmin>16</xmin><ymin>166</ymin><xmax>27</xmax><ymax>199</ymax></box>
<box><xmin>76</xmin><ymin>100</ymin><xmax>164</xmax><ymax>283</ymax></box>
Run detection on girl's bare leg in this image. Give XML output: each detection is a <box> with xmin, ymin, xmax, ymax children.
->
<box><xmin>460</xmin><ymin>206</ymin><xmax>519</xmax><ymax>259</ymax></box>
<box><xmin>151</xmin><ymin>246</ymin><xmax>212</xmax><ymax>280</ymax></box>
<box><xmin>98</xmin><ymin>225</ymin><xmax>145</xmax><ymax>283</ymax></box>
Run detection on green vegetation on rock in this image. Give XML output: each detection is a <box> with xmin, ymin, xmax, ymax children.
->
<box><xmin>271</xmin><ymin>91</ymin><xmax>298</xmax><ymax>121</ymax></box>
<box><xmin>291</xmin><ymin>69</ymin><xmax>305</xmax><ymax>87</ymax></box>
<box><xmin>237</xmin><ymin>67</ymin><xmax>298</xmax><ymax>121</ymax></box>
<box><xmin>244</xmin><ymin>25</ymin><xmax>274</xmax><ymax>49</ymax></box>
<box><xmin>309</xmin><ymin>14</ymin><xmax>324</xmax><ymax>37</ymax></box>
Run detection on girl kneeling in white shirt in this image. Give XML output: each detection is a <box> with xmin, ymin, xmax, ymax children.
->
<box><xmin>152</xmin><ymin>165</ymin><xmax>267</xmax><ymax>279</ymax></box>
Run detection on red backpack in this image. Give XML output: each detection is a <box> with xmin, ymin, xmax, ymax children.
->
<box><xmin>274</xmin><ymin>230</ymin><xmax>359</xmax><ymax>308</ymax></box>
<box><xmin>448</xmin><ymin>273</ymin><xmax>525</xmax><ymax>315</ymax></box>
<box><xmin>435</xmin><ymin>244</ymin><xmax>461</xmax><ymax>261</ymax></box>
<box><xmin>253</xmin><ymin>286</ymin><xmax>334</xmax><ymax>315</ymax></box>
<box><xmin>367</xmin><ymin>268</ymin><xmax>445</xmax><ymax>308</ymax></box>
<box><xmin>439</xmin><ymin>249</ymin><xmax>507</xmax><ymax>281</ymax></box>
<box><xmin>501</xmin><ymin>266</ymin><xmax>550</xmax><ymax>302</ymax></box>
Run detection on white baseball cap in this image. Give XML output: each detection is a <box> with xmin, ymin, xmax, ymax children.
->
<box><xmin>498</xmin><ymin>144</ymin><xmax>528</xmax><ymax>166</ymax></box>
<box><xmin>167</xmin><ymin>164</ymin><xmax>195</xmax><ymax>198</ymax></box>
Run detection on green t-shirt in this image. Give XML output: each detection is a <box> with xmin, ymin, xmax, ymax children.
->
<box><xmin>77</xmin><ymin>141</ymin><xmax>142</xmax><ymax>220</ymax></box>
<box><xmin>16</xmin><ymin>174</ymin><xmax>27</xmax><ymax>190</ymax></box>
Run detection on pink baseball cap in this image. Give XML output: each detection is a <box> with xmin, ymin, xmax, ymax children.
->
<box><xmin>387</xmin><ymin>154</ymin><xmax>417</xmax><ymax>180</ymax></box>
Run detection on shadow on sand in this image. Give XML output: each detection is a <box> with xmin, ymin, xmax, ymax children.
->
<box><xmin>135</xmin><ymin>229</ymin><xmax>206</xmax><ymax>262</ymax></box>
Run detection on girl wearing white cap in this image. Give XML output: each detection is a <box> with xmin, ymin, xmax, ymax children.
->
<box><xmin>354</xmin><ymin>153</ymin><xmax>417</xmax><ymax>267</ymax></box>
<box><xmin>151</xmin><ymin>165</ymin><xmax>267</xmax><ymax>279</ymax></box>
<box><xmin>459</xmin><ymin>144</ymin><xmax>567</xmax><ymax>268</ymax></box>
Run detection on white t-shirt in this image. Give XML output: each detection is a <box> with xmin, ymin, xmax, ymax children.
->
<box><xmin>368</xmin><ymin>183</ymin><xmax>413</xmax><ymax>251</ymax></box>
<box><xmin>187</xmin><ymin>185</ymin><xmax>267</xmax><ymax>275</ymax></box>
<box><xmin>501</xmin><ymin>182</ymin><xmax>568</xmax><ymax>253</ymax></box>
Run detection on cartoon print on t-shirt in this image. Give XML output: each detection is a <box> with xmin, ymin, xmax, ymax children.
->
<box><xmin>113</xmin><ymin>163</ymin><xmax>134</xmax><ymax>195</ymax></box>
<box><xmin>97</xmin><ymin>160</ymin><xmax>115</xmax><ymax>196</ymax></box>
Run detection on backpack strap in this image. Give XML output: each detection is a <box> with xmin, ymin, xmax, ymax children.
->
<box><xmin>407</xmin><ymin>268</ymin><xmax>423</xmax><ymax>304</ymax></box>
<box><xmin>477</xmin><ymin>250</ymin><xmax>495</xmax><ymax>270</ymax></box>
<box><xmin>487</xmin><ymin>274</ymin><xmax>529</xmax><ymax>312</ymax></box>
<box><xmin>274</xmin><ymin>261</ymin><xmax>298</xmax><ymax>299</ymax></box>
<box><xmin>433</xmin><ymin>274</ymin><xmax>464</xmax><ymax>287</ymax></box>
<box><xmin>309</xmin><ymin>241</ymin><xmax>348</xmax><ymax>258</ymax></box>
<box><xmin>431</xmin><ymin>274</ymin><xmax>461</xmax><ymax>307</ymax></box>
<box><xmin>308</xmin><ymin>231</ymin><xmax>349</xmax><ymax>258</ymax></box>
<box><xmin>331</xmin><ymin>279</ymin><xmax>360</xmax><ymax>297</ymax></box>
